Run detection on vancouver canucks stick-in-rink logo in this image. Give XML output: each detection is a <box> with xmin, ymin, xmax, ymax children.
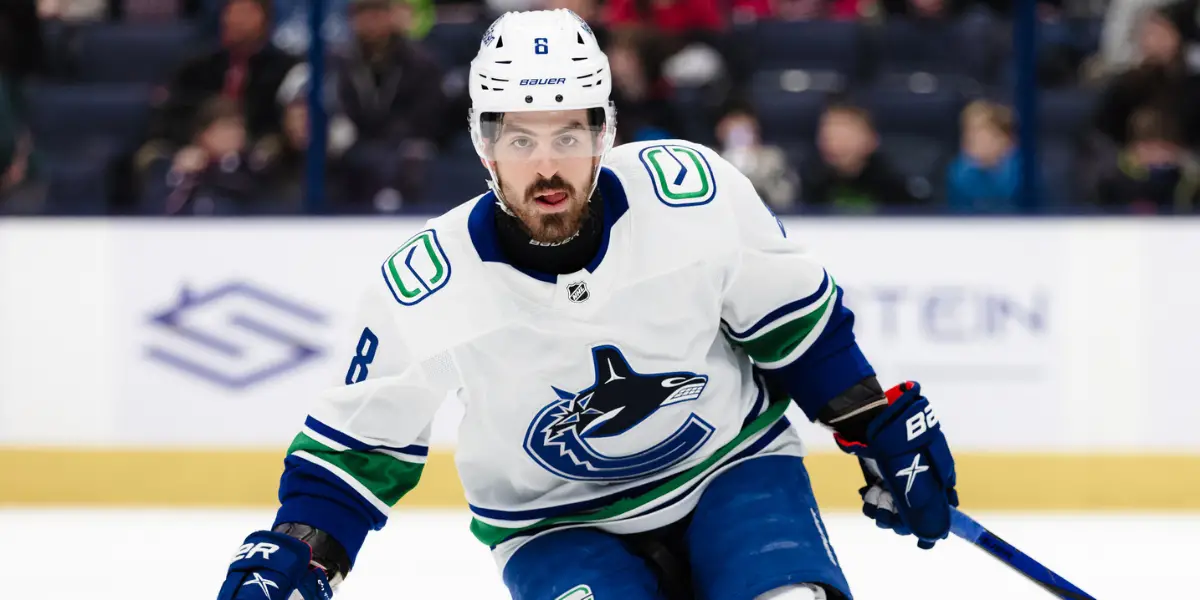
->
<box><xmin>523</xmin><ymin>346</ymin><xmax>714</xmax><ymax>482</ymax></box>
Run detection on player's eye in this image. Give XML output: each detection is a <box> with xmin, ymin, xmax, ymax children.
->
<box><xmin>555</xmin><ymin>135</ymin><xmax>580</xmax><ymax>148</ymax></box>
<box><xmin>509</xmin><ymin>136</ymin><xmax>533</xmax><ymax>149</ymax></box>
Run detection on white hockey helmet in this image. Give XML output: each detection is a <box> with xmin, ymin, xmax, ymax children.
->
<box><xmin>468</xmin><ymin>9</ymin><xmax>617</xmax><ymax>200</ymax></box>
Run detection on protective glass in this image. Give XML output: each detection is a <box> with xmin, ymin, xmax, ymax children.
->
<box><xmin>478</xmin><ymin>110</ymin><xmax>606</xmax><ymax>163</ymax></box>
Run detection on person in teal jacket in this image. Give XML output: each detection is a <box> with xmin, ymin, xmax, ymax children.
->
<box><xmin>945</xmin><ymin>100</ymin><xmax>1022</xmax><ymax>214</ymax></box>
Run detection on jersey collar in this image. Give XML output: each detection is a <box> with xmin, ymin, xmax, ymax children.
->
<box><xmin>468</xmin><ymin>166</ymin><xmax>630</xmax><ymax>283</ymax></box>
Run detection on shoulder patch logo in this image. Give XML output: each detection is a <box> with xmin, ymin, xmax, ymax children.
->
<box><xmin>382</xmin><ymin>229</ymin><xmax>451</xmax><ymax>306</ymax></box>
<box><xmin>555</xmin><ymin>585</ymin><xmax>595</xmax><ymax>600</ymax></box>
<box><xmin>638</xmin><ymin>144</ymin><xmax>718</xmax><ymax>207</ymax></box>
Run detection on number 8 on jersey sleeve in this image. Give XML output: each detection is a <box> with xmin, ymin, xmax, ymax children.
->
<box><xmin>344</xmin><ymin>327</ymin><xmax>379</xmax><ymax>385</ymax></box>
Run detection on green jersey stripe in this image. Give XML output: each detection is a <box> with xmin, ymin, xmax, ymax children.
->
<box><xmin>468</xmin><ymin>398</ymin><xmax>789</xmax><ymax>546</ymax></box>
<box><xmin>290</xmin><ymin>451</ymin><xmax>393</xmax><ymax>516</ymax></box>
<box><xmin>287</xmin><ymin>432</ymin><xmax>424</xmax><ymax>508</ymax></box>
<box><xmin>737</xmin><ymin>284</ymin><xmax>839</xmax><ymax>366</ymax></box>
<box><xmin>729</xmin><ymin>271</ymin><xmax>832</xmax><ymax>342</ymax></box>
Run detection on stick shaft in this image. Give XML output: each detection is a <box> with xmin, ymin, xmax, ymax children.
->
<box><xmin>949</xmin><ymin>508</ymin><xmax>1097</xmax><ymax>600</ymax></box>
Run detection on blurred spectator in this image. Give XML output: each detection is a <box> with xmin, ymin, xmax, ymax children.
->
<box><xmin>262</xmin><ymin>64</ymin><xmax>355</xmax><ymax>209</ymax></box>
<box><xmin>788</xmin><ymin>0</ymin><xmax>837</xmax><ymax>20</ymax></box>
<box><xmin>1093</xmin><ymin>6</ymin><xmax>1200</xmax><ymax>148</ymax></box>
<box><xmin>715</xmin><ymin>103</ymin><xmax>798</xmax><ymax>211</ymax></box>
<box><xmin>138</xmin><ymin>0</ymin><xmax>297</xmax><ymax>177</ymax></box>
<box><xmin>607</xmin><ymin>30</ymin><xmax>684</xmax><ymax>143</ymax></box>
<box><xmin>390</xmin><ymin>0</ymin><xmax>434</xmax><ymax>40</ymax></box>
<box><xmin>606</xmin><ymin>0</ymin><xmax>725</xmax><ymax>34</ymax></box>
<box><xmin>37</xmin><ymin>0</ymin><xmax>107</xmax><ymax>22</ymax></box>
<box><xmin>0</xmin><ymin>0</ymin><xmax>44</xmax><ymax>80</ymax></box>
<box><xmin>1095</xmin><ymin>107</ymin><xmax>1200</xmax><ymax>213</ymax></box>
<box><xmin>1160</xmin><ymin>0</ymin><xmax>1200</xmax><ymax>55</ymax></box>
<box><xmin>945</xmin><ymin>100</ymin><xmax>1021</xmax><ymax>213</ymax></box>
<box><xmin>0</xmin><ymin>0</ymin><xmax>45</xmax><ymax>214</ymax></box>
<box><xmin>605</xmin><ymin>0</ymin><xmax>733</xmax><ymax>95</ymax></box>
<box><xmin>489</xmin><ymin>0</ymin><xmax>539</xmax><ymax>14</ymax></box>
<box><xmin>879</xmin><ymin>0</ymin><xmax>969</xmax><ymax>19</ymax></box>
<box><xmin>1098</xmin><ymin>0</ymin><xmax>1177</xmax><ymax>75</ymax></box>
<box><xmin>334</xmin><ymin>0</ymin><xmax>444</xmax><ymax>211</ymax></box>
<box><xmin>272</xmin><ymin>0</ymin><xmax>353</xmax><ymax>56</ymax></box>
<box><xmin>798</xmin><ymin>102</ymin><xmax>921</xmax><ymax>212</ymax></box>
<box><xmin>543</xmin><ymin>0</ymin><xmax>608</xmax><ymax>44</ymax></box>
<box><xmin>0</xmin><ymin>81</ymin><xmax>43</xmax><ymax>214</ymax></box>
<box><xmin>154</xmin><ymin>97</ymin><xmax>273</xmax><ymax>215</ymax></box>
<box><xmin>118</xmin><ymin>0</ymin><xmax>183</xmax><ymax>20</ymax></box>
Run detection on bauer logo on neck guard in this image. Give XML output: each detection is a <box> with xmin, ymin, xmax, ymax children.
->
<box><xmin>639</xmin><ymin>144</ymin><xmax>718</xmax><ymax>207</ymax></box>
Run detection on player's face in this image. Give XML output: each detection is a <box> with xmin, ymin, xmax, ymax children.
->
<box><xmin>488</xmin><ymin>109</ymin><xmax>602</xmax><ymax>244</ymax></box>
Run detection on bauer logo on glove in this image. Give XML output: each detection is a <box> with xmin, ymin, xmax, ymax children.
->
<box><xmin>830</xmin><ymin>381</ymin><xmax>960</xmax><ymax>550</ymax></box>
<box><xmin>905</xmin><ymin>405</ymin><xmax>939</xmax><ymax>441</ymax></box>
<box><xmin>217</xmin><ymin>531</ymin><xmax>333</xmax><ymax>600</ymax></box>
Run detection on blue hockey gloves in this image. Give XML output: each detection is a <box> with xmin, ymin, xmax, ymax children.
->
<box><xmin>217</xmin><ymin>531</ymin><xmax>333</xmax><ymax>600</ymax></box>
<box><xmin>834</xmin><ymin>381</ymin><xmax>959</xmax><ymax>549</ymax></box>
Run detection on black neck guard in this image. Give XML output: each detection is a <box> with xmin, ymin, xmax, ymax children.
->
<box><xmin>493</xmin><ymin>192</ymin><xmax>604</xmax><ymax>276</ymax></box>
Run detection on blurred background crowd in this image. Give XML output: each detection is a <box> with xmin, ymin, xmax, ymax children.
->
<box><xmin>1</xmin><ymin>0</ymin><xmax>1198</xmax><ymax>216</ymax></box>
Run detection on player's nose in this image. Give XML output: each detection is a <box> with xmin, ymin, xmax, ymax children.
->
<box><xmin>533</xmin><ymin>157</ymin><xmax>560</xmax><ymax>179</ymax></box>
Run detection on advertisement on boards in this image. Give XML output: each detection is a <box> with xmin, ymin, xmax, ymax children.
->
<box><xmin>8</xmin><ymin>218</ymin><xmax>1200</xmax><ymax>451</ymax></box>
<box><xmin>117</xmin><ymin>221</ymin><xmax>423</xmax><ymax>446</ymax></box>
<box><xmin>121</xmin><ymin>220</ymin><xmax>1068</xmax><ymax>449</ymax></box>
<box><xmin>782</xmin><ymin>221</ymin><xmax>1068</xmax><ymax>450</ymax></box>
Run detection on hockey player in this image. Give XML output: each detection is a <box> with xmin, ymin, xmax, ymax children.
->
<box><xmin>217</xmin><ymin>9</ymin><xmax>958</xmax><ymax>600</ymax></box>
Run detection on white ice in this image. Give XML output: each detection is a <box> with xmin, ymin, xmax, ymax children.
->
<box><xmin>2</xmin><ymin>508</ymin><xmax>1193</xmax><ymax>599</ymax></box>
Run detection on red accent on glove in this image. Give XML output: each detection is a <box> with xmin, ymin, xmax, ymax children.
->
<box><xmin>884</xmin><ymin>381</ymin><xmax>916</xmax><ymax>404</ymax></box>
<box><xmin>833</xmin><ymin>432</ymin><xmax>867</xmax><ymax>451</ymax></box>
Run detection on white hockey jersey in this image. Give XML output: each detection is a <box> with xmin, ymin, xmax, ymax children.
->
<box><xmin>277</xmin><ymin>140</ymin><xmax>855</xmax><ymax>568</ymax></box>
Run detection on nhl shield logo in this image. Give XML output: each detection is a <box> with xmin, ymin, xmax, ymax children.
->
<box><xmin>567</xmin><ymin>281</ymin><xmax>590</xmax><ymax>303</ymax></box>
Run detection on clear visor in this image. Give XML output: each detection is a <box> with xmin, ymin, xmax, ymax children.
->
<box><xmin>478</xmin><ymin>110</ymin><xmax>606</xmax><ymax>163</ymax></box>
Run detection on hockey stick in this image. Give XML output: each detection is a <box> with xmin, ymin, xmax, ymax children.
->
<box><xmin>949</xmin><ymin>507</ymin><xmax>1097</xmax><ymax>600</ymax></box>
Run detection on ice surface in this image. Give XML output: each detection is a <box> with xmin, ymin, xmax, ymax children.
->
<box><xmin>3</xmin><ymin>509</ymin><xmax>1193</xmax><ymax>599</ymax></box>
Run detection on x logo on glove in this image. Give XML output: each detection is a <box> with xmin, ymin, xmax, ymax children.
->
<box><xmin>895</xmin><ymin>454</ymin><xmax>930</xmax><ymax>504</ymax></box>
<box><xmin>242</xmin><ymin>573</ymin><xmax>279</xmax><ymax>599</ymax></box>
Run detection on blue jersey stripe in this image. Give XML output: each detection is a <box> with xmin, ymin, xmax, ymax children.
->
<box><xmin>382</xmin><ymin>443</ymin><xmax>430</xmax><ymax>456</ymax></box>
<box><xmin>305</xmin><ymin>416</ymin><xmax>429</xmax><ymax>456</ymax></box>
<box><xmin>727</xmin><ymin>270</ymin><xmax>830</xmax><ymax>340</ymax></box>
<box><xmin>306</xmin><ymin>416</ymin><xmax>372</xmax><ymax>450</ymax></box>
<box><xmin>758</xmin><ymin>292</ymin><xmax>876</xmax><ymax>420</ymax></box>
<box><xmin>741</xmin><ymin>374</ymin><xmax>767</xmax><ymax>430</ymax></box>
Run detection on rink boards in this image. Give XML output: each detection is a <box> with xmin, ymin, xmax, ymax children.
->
<box><xmin>1</xmin><ymin>216</ymin><xmax>1198</xmax><ymax>509</ymax></box>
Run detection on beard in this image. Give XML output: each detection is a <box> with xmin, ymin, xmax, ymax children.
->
<box><xmin>499</xmin><ymin>173</ymin><xmax>594</xmax><ymax>245</ymax></box>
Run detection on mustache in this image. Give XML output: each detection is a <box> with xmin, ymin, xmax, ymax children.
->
<box><xmin>525</xmin><ymin>175</ymin><xmax>576</xmax><ymax>199</ymax></box>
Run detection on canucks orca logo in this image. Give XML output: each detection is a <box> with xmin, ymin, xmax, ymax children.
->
<box><xmin>523</xmin><ymin>345</ymin><xmax>714</xmax><ymax>482</ymax></box>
